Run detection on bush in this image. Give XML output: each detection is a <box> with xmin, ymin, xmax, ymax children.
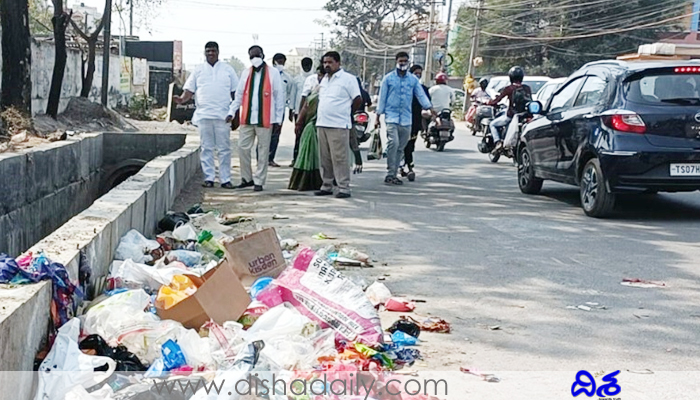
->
<box><xmin>126</xmin><ymin>93</ymin><xmax>157</xmax><ymax>121</ymax></box>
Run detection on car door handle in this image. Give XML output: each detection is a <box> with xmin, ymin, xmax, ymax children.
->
<box><xmin>583</xmin><ymin>114</ymin><xmax>598</xmax><ymax>119</ymax></box>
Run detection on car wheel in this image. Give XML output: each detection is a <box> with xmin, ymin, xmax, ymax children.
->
<box><xmin>580</xmin><ymin>158</ymin><xmax>615</xmax><ymax>218</ymax></box>
<box><xmin>488</xmin><ymin>152</ymin><xmax>500</xmax><ymax>163</ymax></box>
<box><xmin>518</xmin><ymin>147</ymin><xmax>543</xmax><ymax>194</ymax></box>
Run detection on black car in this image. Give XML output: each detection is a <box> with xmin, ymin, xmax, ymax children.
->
<box><xmin>518</xmin><ymin>60</ymin><xmax>700</xmax><ymax>217</ymax></box>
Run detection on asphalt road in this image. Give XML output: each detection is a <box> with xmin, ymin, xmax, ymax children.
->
<box><xmin>177</xmin><ymin>122</ymin><xmax>700</xmax><ymax>398</ymax></box>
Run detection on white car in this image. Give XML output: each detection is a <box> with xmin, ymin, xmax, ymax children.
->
<box><xmin>486</xmin><ymin>76</ymin><xmax>552</xmax><ymax>104</ymax></box>
<box><xmin>534</xmin><ymin>77</ymin><xmax>567</xmax><ymax>106</ymax></box>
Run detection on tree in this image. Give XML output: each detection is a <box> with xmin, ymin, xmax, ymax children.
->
<box><xmin>69</xmin><ymin>2</ymin><xmax>108</xmax><ymax>97</ymax></box>
<box><xmin>29</xmin><ymin>0</ymin><xmax>53</xmax><ymax>35</ymax></box>
<box><xmin>324</xmin><ymin>0</ymin><xmax>428</xmax><ymax>82</ymax></box>
<box><xmin>451</xmin><ymin>0</ymin><xmax>688</xmax><ymax>78</ymax></box>
<box><xmin>226</xmin><ymin>56</ymin><xmax>246</xmax><ymax>75</ymax></box>
<box><xmin>1</xmin><ymin>0</ymin><xmax>33</xmax><ymax>116</ymax></box>
<box><xmin>46</xmin><ymin>0</ymin><xmax>72</xmax><ymax>118</ymax></box>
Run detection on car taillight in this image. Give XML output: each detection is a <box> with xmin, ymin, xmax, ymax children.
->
<box><xmin>604</xmin><ymin>114</ymin><xmax>646</xmax><ymax>134</ymax></box>
<box><xmin>674</xmin><ymin>67</ymin><xmax>700</xmax><ymax>73</ymax></box>
<box><xmin>354</xmin><ymin>113</ymin><xmax>368</xmax><ymax>123</ymax></box>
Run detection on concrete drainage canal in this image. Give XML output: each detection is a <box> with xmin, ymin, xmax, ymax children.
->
<box><xmin>0</xmin><ymin>132</ymin><xmax>201</xmax><ymax>399</ymax></box>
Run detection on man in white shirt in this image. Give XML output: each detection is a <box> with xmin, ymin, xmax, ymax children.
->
<box><xmin>306</xmin><ymin>51</ymin><xmax>362</xmax><ymax>199</ymax></box>
<box><xmin>174</xmin><ymin>41</ymin><xmax>239</xmax><ymax>189</ymax></box>
<box><xmin>289</xmin><ymin>57</ymin><xmax>314</xmax><ymax>166</ymax></box>
<box><xmin>267</xmin><ymin>53</ymin><xmax>294</xmax><ymax>168</ymax></box>
<box><xmin>227</xmin><ymin>45</ymin><xmax>285</xmax><ymax>192</ymax></box>
<box><xmin>429</xmin><ymin>73</ymin><xmax>455</xmax><ymax>112</ymax></box>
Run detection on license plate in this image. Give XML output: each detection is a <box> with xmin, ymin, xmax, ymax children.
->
<box><xmin>670</xmin><ymin>163</ymin><xmax>700</xmax><ymax>176</ymax></box>
<box><xmin>685</xmin><ymin>123</ymin><xmax>700</xmax><ymax>137</ymax></box>
<box><xmin>439</xmin><ymin>131</ymin><xmax>451</xmax><ymax>138</ymax></box>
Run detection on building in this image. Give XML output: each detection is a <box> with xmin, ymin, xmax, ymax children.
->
<box><xmin>71</xmin><ymin>2</ymin><xmax>102</xmax><ymax>33</ymax></box>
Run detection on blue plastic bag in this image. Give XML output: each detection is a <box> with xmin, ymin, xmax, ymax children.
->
<box><xmin>161</xmin><ymin>339</ymin><xmax>187</xmax><ymax>370</ymax></box>
<box><xmin>391</xmin><ymin>330</ymin><xmax>418</xmax><ymax>346</ymax></box>
<box><xmin>250</xmin><ymin>277</ymin><xmax>274</xmax><ymax>300</ymax></box>
<box><xmin>0</xmin><ymin>253</ymin><xmax>19</xmax><ymax>283</ymax></box>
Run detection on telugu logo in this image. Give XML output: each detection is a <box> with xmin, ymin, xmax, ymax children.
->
<box><xmin>571</xmin><ymin>370</ymin><xmax>621</xmax><ymax>398</ymax></box>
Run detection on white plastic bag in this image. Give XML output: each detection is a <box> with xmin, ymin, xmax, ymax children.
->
<box><xmin>35</xmin><ymin>319</ymin><xmax>116</xmax><ymax>400</ymax></box>
<box><xmin>365</xmin><ymin>281</ymin><xmax>392</xmax><ymax>307</ymax></box>
<box><xmin>83</xmin><ymin>289</ymin><xmax>154</xmax><ymax>345</ymax></box>
<box><xmin>114</xmin><ymin>229</ymin><xmax>161</xmax><ymax>264</ymax></box>
<box><xmin>504</xmin><ymin>114</ymin><xmax>521</xmax><ymax>149</ymax></box>
<box><xmin>246</xmin><ymin>303</ymin><xmax>313</xmax><ymax>341</ymax></box>
<box><xmin>172</xmin><ymin>223</ymin><xmax>198</xmax><ymax>242</ymax></box>
<box><xmin>109</xmin><ymin>259</ymin><xmax>189</xmax><ymax>290</ymax></box>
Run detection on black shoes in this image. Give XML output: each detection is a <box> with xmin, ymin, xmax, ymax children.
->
<box><xmin>314</xmin><ymin>190</ymin><xmax>334</xmax><ymax>196</ymax></box>
<box><xmin>254</xmin><ymin>185</ymin><xmax>263</xmax><ymax>192</ymax></box>
<box><xmin>407</xmin><ymin>171</ymin><xmax>416</xmax><ymax>182</ymax></box>
<box><xmin>202</xmin><ymin>181</ymin><xmax>214</xmax><ymax>188</ymax></box>
<box><xmin>336</xmin><ymin>193</ymin><xmax>351</xmax><ymax>199</ymax></box>
<box><xmin>220</xmin><ymin>182</ymin><xmax>234</xmax><ymax>189</ymax></box>
<box><xmin>235</xmin><ymin>180</ymin><xmax>254</xmax><ymax>189</ymax></box>
<box><xmin>384</xmin><ymin>176</ymin><xmax>404</xmax><ymax>185</ymax></box>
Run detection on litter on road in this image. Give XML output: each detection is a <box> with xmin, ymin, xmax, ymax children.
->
<box><xmin>621</xmin><ymin>278</ymin><xmax>667</xmax><ymax>288</ymax></box>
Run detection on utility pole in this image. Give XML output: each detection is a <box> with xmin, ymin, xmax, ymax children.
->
<box><xmin>425</xmin><ymin>0</ymin><xmax>435</xmax><ymax>85</ymax></box>
<box><xmin>362</xmin><ymin>48</ymin><xmax>367</xmax><ymax>84</ymax></box>
<box><xmin>467</xmin><ymin>0</ymin><xmax>483</xmax><ymax>78</ymax></box>
<box><xmin>101</xmin><ymin>0</ymin><xmax>112</xmax><ymax>106</ymax></box>
<box><xmin>445</xmin><ymin>0</ymin><xmax>454</xmax><ymax>48</ymax></box>
<box><xmin>129</xmin><ymin>0</ymin><xmax>133</xmax><ymax>36</ymax></box>
<box><xmin>383</xmin><ymin>49</ymin><xmax>387</xmax><ymax>76</ymax></box>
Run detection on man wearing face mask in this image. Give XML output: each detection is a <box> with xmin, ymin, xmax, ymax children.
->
<box><xmin>227</xmin><ymin>45</ymin><xmax>285</xmax><ymax>192</ymax></box>
<box><xmin>289</xmin><ymin>57</ymin><xmax>314</xmax><ymax>166</ymax></box>
<box><xmin>376</xmin><ymin>52</ymin><xmax>434</xmax><ymax>186</ymax></box>
<box><xmin>267</xmin><ymin>53</ymin><xmax>294</xmax><ymax>168</ymax></box>
<box><xmin>175</xmin><ymin>41</ymin><xmax>239</xmax><ymax>189</ymax></box>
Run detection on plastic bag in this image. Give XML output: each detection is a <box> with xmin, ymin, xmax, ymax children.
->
<box><xmin>35</xmin><ymin>319</ymin><xmax>116</xmax><ymax>400</ymax></box>
<box><xmin>83</xmin><ymin>289</ymin><xmax>153</xmax><ymax>344</ymax></box>
<box><xmin>387</xmin><ymin>319</ymin><xmax>421</xmax><ymax>338</ymax></box>
<box><xmin>385</xmin><ymin>297</ymin><xmax>416</xmax><ymax>312</ymax></box>
<box><xmin>114</xmin><ymin>230</ymin><xmax>161</xmax><ymax>264</ymax></box>
<box><xmin>238</xmin><ymin>301</ymin><xmax>270</xmax><ymax>330</ymax></box>
<box><xmin>165</xmin><ymin>250</ymin><xmax>203</xmax><ymax>268</ymax></box>
<box><xmin>156</xmin><ymin>275</ymin><xmax>197</xmax><ymax>310</ymax></box>
<box><xmin>157</xmin><ymin>211</ymin><xmax>190</xmax><ymax>233</ymax></box>
<box><xmin>246</xmin><ymin>303</ymin><xmax>313</xmax><ymax>340</ymax></box>
<box><xmin>0</xmin><ymin>253</ymin><xmax>19</xmax><ymax>283</ymax></box>
<box><xmin>365</xmin><ymin>281</ymin><xmax>392</xmax><ymax>307</ymax></box>
<box><xmin>172</xmin><ymin>223</ymin><xmax>198</xmax><ymax>242</ymax></box>
<box><xmin>391</xmin><ymin>330</ymin><xmax>418</xmax><ymax>346</ymax></box>
<box><xmin>161</xmin><ymin>339</ymin><xmax>187</xmax><ymax>370</ymax></box>
<box><xmin>257</xmin><ymin>248</ymin><xmax>383</xmax><ymax>346</ymax></box>
<box><xmin>108</xmin><ymin>259</ymin><xmax>188</xmax><ymax>292</ymax></box>
<box><xmin>250</xmin><ymin>277</ymin><xmax>274</xmax><ymax>300</ymax></box>
<box><xmin>504</xmin><ymin>114</ymin><xmax>520</xmax><ymax>149</ymax></box>
<box><xmin>367</xmin><ymin>128</ymin><xmax>383</xmax><ymax>161</ymax></box>
<box><xmin>79</xmin><ymin>334</ymin><xmax>147</xmax><ymax>372</ymax></box>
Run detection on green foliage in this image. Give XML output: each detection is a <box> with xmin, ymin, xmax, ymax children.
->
<box><xmin>126</xmin><ymin>93</ymin><xmax>156</xmax><ymax>121</ymax></box>
<box><xmin>29</xmin><ymin>0</ymin><xmax>53</xmax><ymax>35</ymax></box>
<box><xmin>451</xmin><ymin>0</ymin><xmax>689</xmax><ymax>78</ymax></box>
<box><xmin>226</xmin><ymin>56</ymin><xmax>246</xmax><ymax>75</ymax></box>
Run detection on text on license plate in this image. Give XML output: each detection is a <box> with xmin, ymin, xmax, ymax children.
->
<box><xmin>670</xmin><ymin>164</ymin><xmax>700</xmax><ymax>176</ymax></box>
<box><xmin>439</xmin><ymin>131</ymin><xmax>451</xmax><ymax>138</ymax></box>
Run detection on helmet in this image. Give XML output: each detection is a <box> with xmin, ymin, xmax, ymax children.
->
<box><xmin>479</xmin><ymin>77</ymin><xmax>489</xmax><ymax>89</ymax></box>
<box><xmin>435</xmin><ymin>73</ymin><xmax>448</xmax><ymax>84</ymax></box>
<box><xmin>508</xmin><ymin>66</ymin><xmax>525</xmax><ymax>83</ymax></box>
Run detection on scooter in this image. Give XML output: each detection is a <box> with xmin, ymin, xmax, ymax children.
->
<box><xmin>421</xmin><ymin>109</ymin><xmax>455</xmax><ymax>152</ymax></box>
<box><xmin>353</xmin><ymin>111</ymin><xmax>372</xmax><ymax>143</ymax></box>
<box><xmin>478</xmin><ymin>105</ymin><xmax>532</xmax><ymax>164</ymax></box>
<box><xmin>466</xmin><ymin>101</ymin><xmax>493</xmax><ymax>136</ymax></box>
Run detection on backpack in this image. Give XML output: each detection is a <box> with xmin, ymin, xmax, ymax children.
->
<box><xmin>512</xmin><ymin>85</ymin><xmax>531</xmax><ymax>113</ymax></box>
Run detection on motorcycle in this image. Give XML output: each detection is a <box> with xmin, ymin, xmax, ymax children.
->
<box><xmin>466</xmin><ymin>100</ymin><xmax>493</xmax><ymax>136</ymax></box>
<box><xmin>352</xmin><ymin>111</ymin><xmax>372</xmax><ymax>144</ymax></box>
<box><xmin>477</xmin><ymin>104</ymin><xmax>533</xmax><ymax>164</ymax></box>
<box><xmin>421</xmin><ymin>109</ymin><xmax>455</xmax><ymax>152</ymax></box>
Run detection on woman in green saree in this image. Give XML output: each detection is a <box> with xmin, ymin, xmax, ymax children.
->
<box><xmin>288</xmin><ymin>87</ymin><xmax>323</xmax><ymax>191</ymax></box>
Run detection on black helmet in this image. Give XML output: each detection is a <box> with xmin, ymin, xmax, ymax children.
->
<box><xmin>479</xmin><ymin>77</ymin><xmax>489</xmax><ymax>88</ymax></box>
<box><xmin>508</xmin><ymin>66</ymin><xmax>525</xmax><ymax>83</ymax></box>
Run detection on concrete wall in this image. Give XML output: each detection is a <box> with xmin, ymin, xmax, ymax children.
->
<box><xmin>0</xmin><ymin>133</ymin><xmax>200</xmax><ymax>395</ymax></box>
<box><xmin>0</xmin><ymin>36</ymin><xmax>123</xmax><ymax>115</ymax></box>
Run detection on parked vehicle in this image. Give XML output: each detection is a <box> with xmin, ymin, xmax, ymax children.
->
<box><xmin>534</xmin><ymin>77</ymin><xmax>567</xmax><ymax>105</ymax></box>
<box><xmin>422</xmin><ymin>109</ymin><xmax>455</xmax><ymax>152</ymax></box>
<box><xmin>517</xmin><ymin>60</ymin><xmax>700</xmax><ymax>218</ymax></box>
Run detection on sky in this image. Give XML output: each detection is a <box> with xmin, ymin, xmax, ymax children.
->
<box><xmin>74</xmin><ymin>0</ymin><xmax>456</xmax><ymax>70</ymax></box>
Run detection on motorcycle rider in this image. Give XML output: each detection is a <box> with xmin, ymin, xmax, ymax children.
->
<box><xmin>488</xmin><ymin>66</ymin><xmax>531</xmax><ymax>151</ymax></box>
<box><xmin>471</xmin><ymin>77</ymin><xmax>491</xmax><ymax>104</ymax></box>
<box><xmin>429</xmin><ymin>72</ymin><xmax>455</xmax><ymax>134</ymax></box>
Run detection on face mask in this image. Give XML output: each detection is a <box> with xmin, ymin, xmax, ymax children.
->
<box><xmin>397</xmin><ymin>64</ymin><xmax>409</xmax><ymax>71</ymax></box>
<box><xmin>251</xmin><ymin>57</ymin><xmax>263</xmax><ymax>68</ymax></box>
<box><xmin>274</xmin><ymin>64</ymin><xmax>284</xmax><ymax>72</ymax></box>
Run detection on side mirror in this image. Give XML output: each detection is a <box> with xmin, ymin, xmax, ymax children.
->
<box><xmin>527</xmin><ymin>101</ymin><xmax>543</xmax><ymax>115</ymax></box>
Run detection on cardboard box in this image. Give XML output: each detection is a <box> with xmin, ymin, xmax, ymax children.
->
<box><xmin>222</xmin><ymin>227</ymin><xmax>287</xmax><ymax>287</ymax></box>
<box><xmin>156</xmin><ymin>262</ymin><xmax>250</xmax><ymax>330</ymax></box>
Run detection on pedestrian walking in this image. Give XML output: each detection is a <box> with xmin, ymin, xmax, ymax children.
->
<box><xmin>227</xmin><ymin>45</ymin><xmax>285</xmax><ymax>192</ymax></box>
<box><xmin>174</xmin><ymin>41</ymin><xmax>239</xmax><ymax>188</ymax></box>
<box><xmin>376</xmin><ymin>52</ymin><xmax>433</xmax><ymax>185</ymax></box>
<box><xmin>401</xmin><ymin>64</ymin><xmax>431</xmax><ymax>182</ymax></box>
<box><xmin>289</xmin><ymin>57</ymin><xmax>314</xmax><ymax>166</ymax></box>
<box><xmin>267</xmin><ymin>53</ymin><xmax>294</xmax><ymax>168</ymax></box>
<box><xmin>305</xmin><ymin>51</ymin><xmax>362</xmax><ymax>199</ymax></box>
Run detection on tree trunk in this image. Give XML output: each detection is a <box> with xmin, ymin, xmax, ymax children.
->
<box><xmin>47</xmin><ymin>3</ymin><xmax>69</xmax><ymax>119</ymax></box>
<box><xmin>81</xmin><ymin>39</ymin><xmax>98</xmax><ymax>98</ymax></box>
<box><xmin>1</xmin><ymin>0</ymin><xmax>32</xmax><ymax>114</ymax></box>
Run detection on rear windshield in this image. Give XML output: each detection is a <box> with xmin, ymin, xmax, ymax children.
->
<box><xmin>524</xmin><ymin>80</ymin><xmax>548</xmax><ymax>93</ymax></box>
<box><xmin>625</xmin><ymin>72</ymin><xmax>700</xmax><ymax>105</ymax></box>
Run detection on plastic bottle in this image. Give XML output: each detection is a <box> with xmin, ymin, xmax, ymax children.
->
<box><xmin>197</xmin><ymin>230</ymin><xmax>226</xmax><ymax>260</ymax></box>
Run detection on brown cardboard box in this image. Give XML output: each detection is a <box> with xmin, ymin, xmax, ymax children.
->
<box><xmin>156</xmin><ymin>262</ymin><xmax>250</xmax><ymax>330</ymax></box>
<box><xmin>222</xmin><ymin>228</ymin><xmax>287</xmax><ymax>287</ymax></box>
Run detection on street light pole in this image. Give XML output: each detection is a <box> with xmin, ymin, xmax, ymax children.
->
<box><xmin>101</xmin><ymin>0</ymin><xmax>112</xmax><ymax>106</ymax></box>
<box><xmin>467</xmin><ymin>0</ymin><xmax>483</xmax><ymax>78</ymax></box>
<box><xmin>425</xmin><ymin>0</ymin><xmax>435</xmax><ymax>85</ymax></box>
<box><xmin>445</xmin><ymin>0</ymin><xmax>454</xmax><ymax>48</ymax></box>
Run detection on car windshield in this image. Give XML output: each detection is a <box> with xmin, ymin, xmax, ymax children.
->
<box><xmin>524</xmin><ymin>79</ymin><xmax>549</xmax><ymax>93</ymax></box>
<box><xmin>625</xmin><ymin>73</ymin><xmax>700</xmax><ymax>105</ymax></box>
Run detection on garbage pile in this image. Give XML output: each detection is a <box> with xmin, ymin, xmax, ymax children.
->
<box><xmin>3</xmin><ymin>207</ymin><xmax>450</xmax><ymax>400</ymax></box>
